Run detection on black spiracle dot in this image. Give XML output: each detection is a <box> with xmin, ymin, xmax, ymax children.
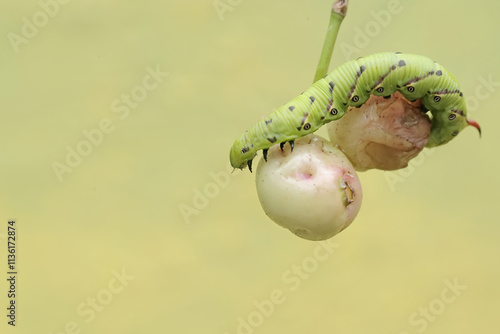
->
<box><xmin>330</xmin><ymin>108</ymin><xmax>338</xmax><ymax>115</ymax></box>
<box><xmin>376</xmin><ymin>87</ymin><xmax>384</xmax><ymax>93</ymax></box>
<box><xmin>241</xmin><ymin>147</ymin><xmax>249</xmax><ymax>154</ymax></box>
<box><xmin>352</xmin><ymin>95</ymin><xmax>359</xmax><ymax>103</ymax></box>
<box><xmin>452</xmin><ymin>130</ymin><xmax>459</xmax><ymax>136</ymax></box>
<box><xmin>436</xmin><ymin>70</ymin><xmax>443</xmax><ymax>76</ymax></box>
<box><xmin>289</xmin><ymin>106</ymin><xmax>295</xmax><ymax>111</ymax></box>
<box><xmin>434</xmin><ymin>96</ymin><xmax>441</xmax><ymax>102</ymax></box>
<box><xmin>407</xmin><ymin>86</ymin><xmax>415</xmax><ymax>93</ymax></box>
<box><xmin>303</xmin><ymin>123</ymin><xmax>311</xmax><ymax>130</ymax></box>
<box><xmin>448</xmin><ymin>114</ymin><xmax>456</xmax><ymax>120</ymax></box>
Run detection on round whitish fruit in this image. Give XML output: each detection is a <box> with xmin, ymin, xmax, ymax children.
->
<box><xmin>255</xmin><ymin>134</ymin><xmax>362</xmax><ymax>241</ymax></box>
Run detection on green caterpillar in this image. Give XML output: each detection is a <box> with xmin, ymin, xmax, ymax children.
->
<box><xmin>230</xmin><ymin>52</ymin><xmax>481</xmax><ymax>171</ymax></box>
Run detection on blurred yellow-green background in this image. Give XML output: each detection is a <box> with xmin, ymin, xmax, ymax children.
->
<box><xmin>1</xmin><ymin>0</ymin><xmax>499</xmax><ymax>333</ymax></box>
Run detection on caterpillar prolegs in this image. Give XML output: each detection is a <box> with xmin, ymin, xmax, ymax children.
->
<box><xmin>229</xmin><ymin>52</ymin><xmax>481</xmax><ymax>171</ymax></box>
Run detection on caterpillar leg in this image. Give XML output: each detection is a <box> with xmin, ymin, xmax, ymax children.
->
<box><xmin>279</xmin><ymin>140</ymin><xmax>295</xmax><ymax>153</ymax></box>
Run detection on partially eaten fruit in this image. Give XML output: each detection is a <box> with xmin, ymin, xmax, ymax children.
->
<box><xmin>327</xmin><ymin>92</ymin><xmax>432</xmax><ymax>171</ymax></box>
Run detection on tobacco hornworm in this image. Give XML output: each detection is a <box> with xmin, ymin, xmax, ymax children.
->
<box><xmin>229</xmin><ymin>52</ymin><xmax>481</xmax><ymax>171</ymax></box>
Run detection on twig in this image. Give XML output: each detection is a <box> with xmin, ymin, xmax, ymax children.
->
<box><xmin>313</xmin><ymin>0</ymin><xmax>348</xmax><ymax>83</ymax></box>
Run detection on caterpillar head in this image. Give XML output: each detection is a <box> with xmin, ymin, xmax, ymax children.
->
<box><xmin>426</xmin><ymin>109</ymin><xmax>481</xmax><ymax>147</ymax></box>
<box><xmin>230</xmin><ymin>139</ymin><xmax>255</xmax><ymax>170</ymax></box>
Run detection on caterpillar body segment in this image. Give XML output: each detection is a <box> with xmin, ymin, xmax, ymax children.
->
<box><xmin>230</xmin><ymin>52</ymin><xmax>481</xmax><ymax>171</ymax></box>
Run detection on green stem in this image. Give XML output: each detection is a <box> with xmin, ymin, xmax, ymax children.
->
<box><xmin>313</xmin><ymin>0</ymin><xmax>348</xmax><ymax>83</ymax></box>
